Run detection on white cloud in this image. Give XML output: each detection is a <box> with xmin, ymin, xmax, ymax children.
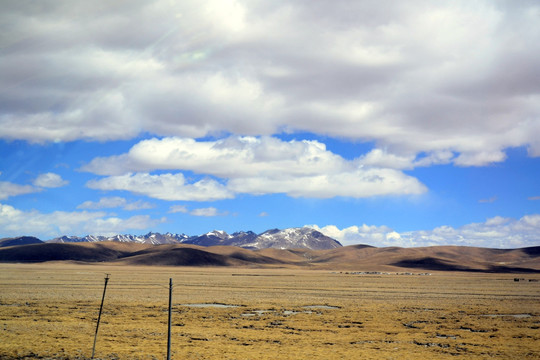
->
<box><xmin>484</xmin><ymin>216</ymin><xmax>510</xmax><ymax>226</ymax></box>
<box><xmin>123</xmin><ymin>200</ymin><xmax>155</xmax><ymax>211</ymax></box>
<box><xmin>310</xmin><ymin>214</ymin><xmax>540</xmax><ymax>248</ymax></box>
<box><xmin>0</xmin><ymin>181</ymin><xmax>40</xmax><ymax>200</ymax></box>
<box><xmin>86</xmin><ymin>172</ymin><xmax>233</xmax><ymax>201</ymax></box>
<box><xmin>0</xmin><ymin>174</ymin><xmax>68</xmax><ymax>201</ymax></box>
<box><xmin>33</xmin><ymin>172</ymin><xmax>69</xmax><ymax>188</ymax></box>
<box><xmin>78</xmin><ymin>197</ymin><xmax>127</xmax><ymax>209</ymax></box>
<box><xmin>168</xmin><ymin>204</ymin><xmax>227</xmax><ymax>216</ymax></box>
<box><xmin>0</xmin><ymin>203</ymin><xmax>163</xmax><ymax>238</ymax></box>
<box><xmin>81</xmin><ymin>136</ymin><xmax>347</xmax><ymax>177</ymax></box>
<box><xmin>309</xmin><ymin>224</ymin><xmax>405</xmax><ymax>247</ymax></box>
<box><xmin>1</xmin><ymin>1</ymin><xmax>539</xmax><ymax>166</ymax></box>
<box><xmin>358</xmin><ymin>148</ymin><xmax>456</xmax><ymax>170</ymax></box>
<box><xmin>82</xmin><ymin>136</ymin><xmax>427</xmax><ymax>200</ymax></box>
<box><xmin>77</xmin><ymin>196</ymin><xmax>154</xmax><ymax>211</ymax></box>
<box><xmin>358</xmin><ymin>149</ymin><xmax>417</xmax><ymax>170</ymax></box>
<box><xmin>169</xmin><ymin>205</ymin><xmax>188</xmax><ymax>214</ymax></box>
<box><xmin>190</xmin><ymin>207</ymin><xmax>227</xmax><ymax>217</ymax></box>
<box><xmin>88</xmin><ymin>215</ymin><xmax>165</xmax><ymax>237</ymax></box>
<box><xmin>227</xmin><ymin>168</ymin><xmax>425</xmax><ymax>198</ymax></box>
<box><xmin>454</xmin><ymin>151</ymin><xmax>507</xmax><ymax>167</ymax></box>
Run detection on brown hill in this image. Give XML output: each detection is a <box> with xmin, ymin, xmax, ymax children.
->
<box><xmin>0</xmin><ymin>242</ymin><xmax>539</xmax><ymax>273</ymax></box>
<box><xmin>256</xmin><ymin>248</ymin><xmax>316</xmax><ymax>264</ymax></box>
<box><xmin>115</xmin><ymin>244</ymin><xmax>302</xmax><ymax>267</ymax></box>
<box><xmin>308</xmin><ymin>245</ymin><xmax>540</xmax><ymax>272</ymax></box>
<box><xmin>0</xmin><ymin>242</ymin><xmax>151</xmax><ymax>263</ymax></box>
<box><xmin>0</xmin><ymin>236</ymin><xmax>43</xmax><ymax>247</ymax></box>
<box><xmin>119</xmin><ymin>246</ymin><xmax>237</xmax><ymax>266</ymax></box>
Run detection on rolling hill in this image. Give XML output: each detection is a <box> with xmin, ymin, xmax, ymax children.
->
<box><xmin>0</xmin><ymin>241</ymin><xmax>539</xmax><ymax>273</ymax></box>
<box><xmin>0</xmin><ymin>236</ymin><xmax>43</xmax><ymax>247</ymax></box>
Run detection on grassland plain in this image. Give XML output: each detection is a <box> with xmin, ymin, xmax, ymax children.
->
<box><xmin>0</xmin><ymin>263</ymin><xmax>539</xmax><ymax>359</ymax></box>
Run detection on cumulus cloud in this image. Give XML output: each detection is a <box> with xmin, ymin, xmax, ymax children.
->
<box><xmin>77</xmin><ymin>196</ymin><xmax>154</xmax><ymax>210</ymax></box>
<box><xmin>33</xmin><ymin>172</ymin><xmax>69</xmax><ymax>188</ymax></box>
<box><xmin>227</xmin><ymin>168</ymin><xmax>425</xmax><ymax>198</ymax></box>
<box><xmin>309</xmin><ymin>224</ymin><xmax>400</xmax><ymax>247</ymax></box>
<box><xmin>82</xmin><ymin>136</ymin><xmax>426</xmax><ymax>200</ymax></box>
<box><xmin>310</xmin><ymin>214</ymin><xmax>540</xmax><ymax>248</ymax></box>
<box><xmin>0</xmin><ymin>181</ymin><xmax>40</xmax><ymax>200</ymax></box>
<box><xmin>1</xmin><ymin>1</ymin><xmax>539</xmax><ymax>166</ymax></box>
<box><xmin>358</xmin><ymin>149</ymin><xmax>456</xmax><ymax>170</ymax></box>
<box><xmin>81</xmin><ymin>136</ymin><xmax>347</xmax><ymax>177</ymax></box>
<box><xmin>86</xmin><ymin>172</ymin><xmax>233</xmax><ymax>201</ymax></box>
<box><xmin>0</xmin><ymin>203</ymin><xmax>163</xmax><ymax>238</ymax></box>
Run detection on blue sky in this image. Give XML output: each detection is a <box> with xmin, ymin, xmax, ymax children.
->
<box><xmin>1</xmin><ymin>1</ymin><xmax>540</xmax><ymax>247</ymax></box>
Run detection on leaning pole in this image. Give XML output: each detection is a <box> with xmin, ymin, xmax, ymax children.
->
<box><xmin>167</xmin><ymin>278</ymin><xmax>173</xmax><ymax>360</ymax></box>
<box><xmin>92</xmin><ymin>274</ymin><xmax>110</xmax><ymax>359</ymax></box>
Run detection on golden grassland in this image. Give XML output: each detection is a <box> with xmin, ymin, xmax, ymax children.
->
<box><xmin>0</xmin><ymin>263</ymin><xmax>539</xmax><ymax>359</ymax></box>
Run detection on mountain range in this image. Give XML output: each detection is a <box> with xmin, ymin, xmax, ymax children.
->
<box><xmin>2</xmin><ymin>228</ymin><xmax>539</xmax><ymax>273</ymax></box>
<box><xmin>46</xmin><ymin>227</ymin><xmax>342</xmax><ymax>250</ymax></box>
<box><xmin>0</xmin><ymin>241</ymin><xmax>539</xmax><ymax>273</ymax></box>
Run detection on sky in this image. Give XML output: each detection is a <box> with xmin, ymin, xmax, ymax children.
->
<box><xmin>1</xmin><ymin>0</ymin><xmax>540</xmax><ymax>248</ymax></box>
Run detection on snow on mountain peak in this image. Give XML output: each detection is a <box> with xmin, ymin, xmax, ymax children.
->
<box><xmin>47</xmin><ymin>228</ymin><xmax>342</xmax><ymax>250</ymax></box>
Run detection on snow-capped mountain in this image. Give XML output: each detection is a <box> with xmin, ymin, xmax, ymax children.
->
<box><xmin>174</xmin><ymin>228</ymin><xmax>340</xmax><ymax>249</ymax></box>
<box><xmin>184</xmin><ymin>230</ymin><xmax>232</xmax><ymax>246</ymax></box>
<box><xmin>48</xmin><ymin>228</ymin><xmax>342</xmax><ymax>250</ymax></box>
<box><xmin>242</xmin><ymin>227</ymin><xmax>342</xmax><ymax>250</ymax></box>
<box><xmin>49</xmin><ymin>232</ymin><xmax>189</xmax><ymax>245</ymax></box>
<box><xmin>52</xmin><ymin>235</ymin><xmax>88</xmax><ymax>243</ymax></box>
<box><xmin>185</xmin><ymin>230</ymin><xmax>258</xmax><ymax>247</ymax></box>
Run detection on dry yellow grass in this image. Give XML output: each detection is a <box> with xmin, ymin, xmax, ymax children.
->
<box><xmin>1</xmin><ymin>263</ymin><xmax>539</xmax><ymax>359</ymax></box>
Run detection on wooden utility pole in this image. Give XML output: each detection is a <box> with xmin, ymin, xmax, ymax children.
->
<box><xmin>167</xmin><ymin>278</ymin><xmax>173</xmax><ymax>360</ymax></box>
<box><xmin>92</xmin><ymin>274</ymin><xmax>110</xmax><ymax>359</ymax></box>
